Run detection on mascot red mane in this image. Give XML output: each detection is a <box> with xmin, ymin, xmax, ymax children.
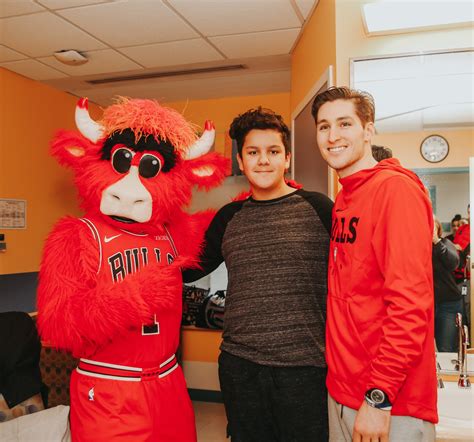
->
<box><xmin>37</xmin><ymin>97</ymin><xmax>227</xmax><ymax>441</ymax></box>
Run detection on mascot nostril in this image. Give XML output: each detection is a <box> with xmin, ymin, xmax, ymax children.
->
<box><xmin>37</xmin><ymin>96</ymin><xmax>229</xmax><ymax>441</ymax></box>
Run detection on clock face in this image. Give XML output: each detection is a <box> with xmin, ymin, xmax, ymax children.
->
<box><xmin>420</xmin><ymin>135</ymin><xmax>449</xmax><ymax>163</ymax></box>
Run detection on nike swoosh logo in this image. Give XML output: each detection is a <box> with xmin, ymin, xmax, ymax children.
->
<box><xmin>104</xmin><ymin>234</ymin><xmax>122</xmax><ymax>243</ymax></box>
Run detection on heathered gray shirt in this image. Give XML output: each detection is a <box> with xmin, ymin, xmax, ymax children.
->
<box><xmin>183</xmin><ymin>189</ymin><xmax>333</xmax><ymax>368</ymax></box>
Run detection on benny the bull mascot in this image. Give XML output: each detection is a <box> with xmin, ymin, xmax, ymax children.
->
<box><xmin>37</xmin><ymin>97</ymin><xmax>228</xmax><ymax>441</ymax></box>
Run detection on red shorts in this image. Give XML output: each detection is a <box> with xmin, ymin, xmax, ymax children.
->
<box><xmin>69</xmin><ymin>356</ymin><xmax>196</xmax><ymax>441</ymax></box>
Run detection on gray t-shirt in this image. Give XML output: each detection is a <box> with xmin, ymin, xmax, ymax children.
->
<box><xmin>183</xmin><ymin>189</ymin><xmax>333</xmax><ymax>367</ymax></box>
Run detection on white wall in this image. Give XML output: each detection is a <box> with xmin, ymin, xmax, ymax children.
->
<box><xmin>418</xmin><ymin>171</ymin><xmax>469</xmax><ymax>227</ymax></box>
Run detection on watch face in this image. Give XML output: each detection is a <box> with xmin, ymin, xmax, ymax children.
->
<box><xmin>370</xmin><ymin>389</ymin><xmax>385</xmax><ymax>404</ymax></box>
<box><xmin>420</xmin><ymin>135</ymin><xmax>449</xmax><ymax>163</ymax></box>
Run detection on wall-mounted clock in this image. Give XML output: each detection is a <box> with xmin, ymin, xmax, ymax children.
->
<box><xmin>420</xmin><ymin>135</ymin><xmax>449</xmax><ymax>163</ymax></box>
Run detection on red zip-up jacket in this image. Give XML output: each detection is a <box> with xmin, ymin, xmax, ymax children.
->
<box><xmin>326</xmin><ymin>158</ymin><xmax>438</xmax><ymax>423</ymax></box>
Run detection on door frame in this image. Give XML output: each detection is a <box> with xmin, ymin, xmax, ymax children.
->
<box><xmin>291</xmin><ymin>65</ymin><xmax>335</xmax><ymax>198</ymax></box>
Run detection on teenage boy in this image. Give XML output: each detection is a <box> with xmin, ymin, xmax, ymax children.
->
<box><xmin>183</xmin><ymin>107</ymin><xmax>333</xmax><ymax>442</ymax></box>
<box><xmin>312</xmin><ymin>87</ymin><xmax>437</xmax><ymax>442</ymax></box>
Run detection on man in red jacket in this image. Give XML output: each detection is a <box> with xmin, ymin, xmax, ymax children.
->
<box><xmin>312</xmin><ymin>87</ymin><xmax>437</xmax><ymax>442</ymax></box>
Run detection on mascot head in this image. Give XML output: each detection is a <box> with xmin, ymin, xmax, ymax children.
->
<box><xmin>52</xmin><ymin>97</ymin><xmax>227</xmax><ymax>233</ymax></box>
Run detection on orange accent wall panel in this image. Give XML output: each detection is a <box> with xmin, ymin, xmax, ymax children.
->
<box><xmin>165</xmin><ymin>92</ymin><xmax>291</xmax><ymax>157</ymax></box>
<box><xmin>0</xmin><ymin>68</ymin><xmax>102</xmax><ymax>275</ymax></box>
<box><xmin>181</xmin><ymin>328</ymin><xmax>222</xmax><ymax>363</ymax></box>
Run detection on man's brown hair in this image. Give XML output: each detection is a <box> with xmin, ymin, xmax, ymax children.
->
<box><xmin>229</xmin><ymin>107</ymin><xmax>291</xmax><ymax>156</ymax></box>
<box><xmin>311</xmin><ymin>87</ymin><xmax>375</xmax><ymax>127</ymax></box>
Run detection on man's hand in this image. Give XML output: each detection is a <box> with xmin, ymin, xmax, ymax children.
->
<box><xmin>352</xmin><ymin>400</ymin><xmax>391</xmax><ymax>442</ymax></box>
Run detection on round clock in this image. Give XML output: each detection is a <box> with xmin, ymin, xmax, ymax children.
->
<box><xmin>420</xmin><ymin>135</ymin><xmax>449</xmax><ymax>163</ymax></box>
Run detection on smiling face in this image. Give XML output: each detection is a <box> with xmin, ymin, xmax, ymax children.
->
<box><xmin>315</xmin><ymin>99</ymin><xmax>376</xmax><ymax>178</ymax></box>
<box><xmin>237</xmin><ymin>129</ymin><xmax>291</xmax><ymax>200</ymax></box>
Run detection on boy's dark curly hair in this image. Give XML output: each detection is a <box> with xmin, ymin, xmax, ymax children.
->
<box><xmin>229</xmin><ymin>107</ymin><xmax>291</xmax><ymax>156</ymax></box>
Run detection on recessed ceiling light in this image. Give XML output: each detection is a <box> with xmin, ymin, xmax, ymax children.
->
<box><xmin>53</xmin><ymin>50</ymin><xmax>88</xmax><ymax>66</ymax></box>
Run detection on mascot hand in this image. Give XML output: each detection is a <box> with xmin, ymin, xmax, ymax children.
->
<box><xmin>137</xmin><ymin>255</ymin><xmax>196</xmax><ymax>311</ymax></box>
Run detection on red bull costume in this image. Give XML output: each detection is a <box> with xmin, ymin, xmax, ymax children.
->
<box><xmin>37</xmin><ymin>98</ymin><xmax>228</xmax><ymax>441</ymax></box>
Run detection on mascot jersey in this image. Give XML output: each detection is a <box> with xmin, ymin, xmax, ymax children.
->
<box><xmin>78</xmin><ymin>216</ymin><xmax>179</xmax><ymax>366</ymax></box>
<box><xmin>69</xmin><ymin>216</ymin><xmax>196</xmax><ymax>442</ymax></box>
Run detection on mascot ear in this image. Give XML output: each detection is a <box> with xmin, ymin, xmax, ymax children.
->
<box><xmin>186</xmin><ymin>152</ymin><xmax>230</xmax><ymax>191</ymax></box>
<box><xmin>51</xmin><ymin>129</ymin><xmax>101</xmax><ymax>169</ymax></box>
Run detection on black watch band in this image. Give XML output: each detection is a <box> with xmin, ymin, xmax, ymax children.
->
<box><xmin>364</xmin><ymin>388</ymin><xmax>392</xmax><ymax>411</ymax></box>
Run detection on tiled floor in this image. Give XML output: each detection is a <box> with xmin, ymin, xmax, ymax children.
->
<box><xmin>194</xmin><ymin>401</ymin><xmax>228</xmax><ymax>442</ymax></box>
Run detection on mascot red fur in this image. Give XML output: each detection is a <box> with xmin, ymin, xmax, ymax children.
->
<box><xmin>37</xmin><ymin>97</ymin><xmax>228</xmax><ymax>441</ymax></box>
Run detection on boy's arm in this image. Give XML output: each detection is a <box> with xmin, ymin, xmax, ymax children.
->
<box><xmin>304</xmin><ymin>191</ymin><xmax>334</xmax><ymax>234</ymax></box>
<box><xmin>182</xmin><ymin>202</ymin><xmax>242</xmax><ymax>282</ymax></box>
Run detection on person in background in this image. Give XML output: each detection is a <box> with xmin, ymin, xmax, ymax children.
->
<box><xmin>371</xmin><ymin>144</ymin><xmax>392</xmax><ymax>162</ymax></box>
<box><xmin>313</xmin><ymin>86</ymin><xmax>436</xmax><ymax>442</ymax></box>
<box><xmin>453</xmin><ymin>205</ymin><xmax>470</xmax><ymax>253</ymax></box>
<box><xmin>453</xmin><ymin>204</ymin><xmax>470</xmax><ymax>327</ymax></box>
<box><xmin>0</xmin><ymin>312</ymin><xmax>46</xmax><ymax>422</ymax></box>
<box><xmin>432</xmin><ymin>218</ymin><xmax>463</xmax><ymax>352</ymax></box>
<box><xmin>183</xmin><ymin>107</ymin><xmax>333</xmax><ymax>442</ymax></box>
<box><xmin>446</xmin><ymin>214</ymin><xmax>462</xmax><ymax>242</ymax></box>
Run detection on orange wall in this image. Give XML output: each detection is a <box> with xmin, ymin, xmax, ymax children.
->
<box><xmin>165</xmin><ymin>92</ymin><xmax>291</xmax><ymax>155</ymax></box>
<box><xmin>182</xmin><ymin>329</ymin><xmax>222</xmax><ymax>362</ymax></box>
<box><xmin>291</xmin><ymin>0</ymin><xmax>336</xmax><ymax>112</ymax></box>
<box><xmin>0</xmin><ymin>68</ymin><xmax>101</xmax><ymax>275</ymax></box>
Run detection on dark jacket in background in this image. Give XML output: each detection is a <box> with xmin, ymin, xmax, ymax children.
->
<box><xmin>0</xmin><ymin>312</ymin><xmax>45</xmax><ymax>408</ymax></box>
<box><xmin>432</xmin><ymin>238</ymin><xmax>461</xmax><ymax>304</ymax></box>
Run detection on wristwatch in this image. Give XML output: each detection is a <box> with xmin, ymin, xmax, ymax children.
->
<box><xmin>364</xmin><ymin>388</ymin><xmax>392</xmax><ymax>411</ymax></box>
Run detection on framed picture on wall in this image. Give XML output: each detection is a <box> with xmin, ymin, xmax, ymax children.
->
<box><xmin>0</xmin><ymin>198</ymin><xmax>27</xmax><ymax>229</ymax></box>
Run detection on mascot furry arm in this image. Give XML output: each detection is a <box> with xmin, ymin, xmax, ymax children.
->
<box><xmin>37</xmin><ymin>98</ymin><xmax>228</xmax><ymax>358</ymax></box>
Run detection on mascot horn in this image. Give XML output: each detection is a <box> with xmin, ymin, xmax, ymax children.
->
<box><xmin>37</xmin><ymin>97</ymin><xmax>228</xmax><ymax>442</ymax></box>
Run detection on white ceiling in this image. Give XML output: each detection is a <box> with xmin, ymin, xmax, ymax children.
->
<box><xmin>0</xmin><ymin>0</ymin><xmax>319</xmax><ymax>105</ymax></box>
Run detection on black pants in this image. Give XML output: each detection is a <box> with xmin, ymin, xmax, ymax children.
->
<box><xmin>218</xmin><ymin>351</ymin><xmax>328</xmax><ymax>442</ymax></box>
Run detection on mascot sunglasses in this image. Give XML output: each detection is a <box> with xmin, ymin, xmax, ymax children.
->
<box><xmin>111</xmin><ymin>146</ymin><xmax>163</xmax><ymax>179</ymax></box>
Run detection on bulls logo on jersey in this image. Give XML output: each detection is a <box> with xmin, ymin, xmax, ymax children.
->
<box><xmin>331</xmin><ymin>216</ymin><xmax>360</xmax><ymax>244</ymax></box>
<box><xmin>107</xmin><ymin>247</ymin><xmax>175</xmax><ymax>283</ymax></box>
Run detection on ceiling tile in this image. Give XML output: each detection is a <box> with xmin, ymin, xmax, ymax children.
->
<box><xmin>119</xmin><ymin>39</ymin><xmax>224</xmax><ymax>69</ymax></box>
<box><xmin>168</xmin><ymin>0</ymin><xmax>301</xmax><ymax>36</ymax></box>
<box><xmin>0</xmin><ymin>12</ymin><xmax>107</xmax><ymax>57</ymax></box>
<box><xmin>210</xmin><ymin>29</ymin><xmax>300</xmax><ymax>59</ymax></box>
<box><xmin>58</xmin><ymin>0</ymin><xmax>198</xmax><ymax>47</ymax></box>
<box><xmin>0</xmin><ymin>59</ymin><xmax>68</xmax><ymax>80</ymax></box>
<box><xmin>37</xmin><ymin>0</ymin><xmax>111</xmax><ymax>9</ymax></box>
<box><xmin>295</xmin><ymin>0</ymin><xmax>318</xmax><ymax>20</ymax></box>
<box><xmin>0</xmin><ymin>45</ymin><xmax>28</xmax><ymax>62</ymax></box>
<box><xmin>0</xmin><ymin>0</ymin><xmax>44</xmax><ymax>18</ymax></box>
<box><xmin>38</xmin><ymin>49</ymin><xmax>142</xmax><ymax>76</ymax></box>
